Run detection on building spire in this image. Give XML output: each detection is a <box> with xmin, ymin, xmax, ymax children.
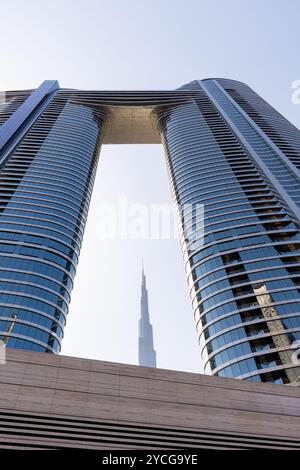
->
<box><xmin>138</xmin><ymin>262</ymin><xmax>156</xmax><ymax>368</ymax></box>
<box><xmin>142</xmin><ymin>257</ymin><xmax>145</xmax><ymax>286</ymax></box>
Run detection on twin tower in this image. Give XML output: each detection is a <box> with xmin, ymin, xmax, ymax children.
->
<box><xmin>1</xmin><ymin>78</ymin><xmax>300</xmax><ymax>385</ymax></box>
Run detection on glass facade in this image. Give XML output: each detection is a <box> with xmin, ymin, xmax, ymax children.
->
<box><xmin>1</xmin><ymin>78</ymin><xmax>300</xmax><ymax>384</ymax></box>
<box><xmin>0</xmin><ymin>87</ymin><xmax>105</xmax><ymax>352</ymax></box>
<box><xmin>156</xmin><ymin>79</ymin><xmax>300</xmax><ymax>384</ymax></box>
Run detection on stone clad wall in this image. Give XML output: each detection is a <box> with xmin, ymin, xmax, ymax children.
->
<box><xmin>0</xmin><ymin>349</ymin><xmax>299</xmax><ymax>449</ymax></box>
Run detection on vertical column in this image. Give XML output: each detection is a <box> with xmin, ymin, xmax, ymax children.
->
<box><xmin>0</xmin><ymin>90</ymin><xmax>106</xmax><ymax>352</ymax></box>
<box><xmin>156</xmin><ymin>82</ymin><xmax>300</xmax><ymax>384</ymax></box>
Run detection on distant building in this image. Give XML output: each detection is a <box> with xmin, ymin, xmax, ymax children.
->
<box><xmin>138</xmin><ymin>266</ymin><xmax>156</xmax><ymax>367</ymax></box>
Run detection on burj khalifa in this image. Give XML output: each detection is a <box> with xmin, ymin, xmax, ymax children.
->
<box><xmin>138</xmin><ymin>266</ymin><xmax>156</xmax><ymax>368</ymax></box>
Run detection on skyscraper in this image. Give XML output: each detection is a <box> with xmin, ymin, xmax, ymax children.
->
<box><xmin>1</xmin><ymin>78</ymin><xmax>300</xmax><ymax>385</ymax></box>
<box><xmin>138</xmin><ymin>265</ymin><xmax>156</xmax><ymax>368</ymax></box>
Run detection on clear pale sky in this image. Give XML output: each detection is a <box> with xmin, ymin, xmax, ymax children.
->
<box><xmin>1</xmin><ymin>0</ymin><xmax>300</xmax><ymax>373</ymax></box>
